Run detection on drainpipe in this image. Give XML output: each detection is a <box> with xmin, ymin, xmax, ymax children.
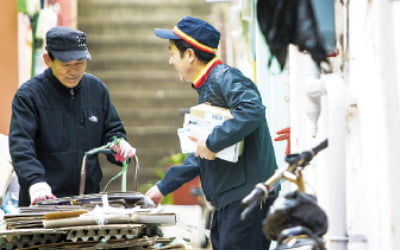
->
<box><xmin>289</xmin><ymin>48</ymin><xmax>348</xmax><ymax>250</ymax></box>
<box><xmin>288</xmin><ymin>48</ymin><xmax>325</xmax><ymax>149</ymax></box>
<box><xmin>304</xmin><ymin>66</ymin><xmax>325</xmax><ymax>138</ymax></box>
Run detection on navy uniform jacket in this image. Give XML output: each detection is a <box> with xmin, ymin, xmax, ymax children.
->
<box><xmin>157</xmin><ymin>63</ymin><xmax>278</xmax><ymax>209</ymax></box>
<box><xmin>9</xmin><ymin>68</ymin><xmax>126</xmax><ymax>206</ymax></box>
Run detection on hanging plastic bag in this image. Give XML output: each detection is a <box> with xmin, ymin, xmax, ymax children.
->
<box><xmin>257</xmin><ymin>0</ymin><xmax>329</xmax><ymax>71</ymax></box>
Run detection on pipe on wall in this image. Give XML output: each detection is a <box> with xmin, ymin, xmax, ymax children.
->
<box><xmin>289</xmin><ymin>48</ymin><xmax>348</xmax><ymax>250</ymax></box>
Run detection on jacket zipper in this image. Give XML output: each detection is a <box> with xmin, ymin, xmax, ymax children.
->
<box><xmin>70</xmin><ymin>88</ymin><xmax>75</xmax><ymax>99</ymax></box>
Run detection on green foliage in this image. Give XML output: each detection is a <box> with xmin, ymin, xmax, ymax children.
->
<box><xmin>17</xmin><ymin>0</ymin><xmax>40</xmax><ymax>16</ymax></box>
<box><xmin>18</xmin><ymin>0</ymin><xmax>29</xmax><ymax>15</ymax></box>
<box><xmin>156</xmin><ymin>153</ymin><xmax>189</xmax><ymax>166</ymax></box>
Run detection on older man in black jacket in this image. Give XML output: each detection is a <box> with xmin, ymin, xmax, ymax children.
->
<box><xmin>9</xmin><ymin>26</ymin><xmax>136</xmax><ymax>206</ymax></box>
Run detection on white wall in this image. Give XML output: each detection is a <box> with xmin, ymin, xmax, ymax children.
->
<box><xmin>262</xmin><ymin>0</ymin><xmax>400</xmax><ymax>249</ymax></box>
<box><xmin>346</xmin><ymin>0</ymin><xmax>400</xmax><ymax>249</ymax></box>
<box><xmin>287</xmin><ymin>0</ymin><xmax>400</xmax><ymax>249</ymax></box>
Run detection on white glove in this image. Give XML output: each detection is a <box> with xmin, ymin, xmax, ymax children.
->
<box><xmin>112</xmin><ymin>139</ymin><xmax>136</xmax><ymax>162</ymax></box>
<box><xmin>29</xmin><ymin>182</ymin><xmax>56</xmax><ymax>205</ymax></box>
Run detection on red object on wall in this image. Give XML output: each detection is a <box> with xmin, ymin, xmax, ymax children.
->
<box><xmin>274</xmin><ymin>127</ymin><xmax>291</xmax><ymax>155</ymax></box>
<box><xmin>171</xmin><ymin>176</ymin><xmax>201</xmax><ymax>205</ymax></box>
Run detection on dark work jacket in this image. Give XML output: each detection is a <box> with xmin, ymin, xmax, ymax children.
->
<box><xmin>9</xmin><ymin>68</ymin><xmax>126</xmax><ymax>206</ymax></box>
<box><xmin>157</xmin><ymin>63</ymin><xmax>278</xmax><ymax>209</ymax></box>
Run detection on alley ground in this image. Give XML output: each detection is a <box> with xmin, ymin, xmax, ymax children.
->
<box><xmin>160</xmin><ymin>205</ymin><xmax>212</xmax><ymax>250</ymax></box>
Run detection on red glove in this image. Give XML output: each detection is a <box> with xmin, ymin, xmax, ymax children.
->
<box><xmin>111</xmin><ymin>139</ymin><xmax>136</xmax><ymax>162</ymax></box>
<box><xmin>274</xmin><ymin>127</ymin><xmax>291</xmax><ymax>155</ymax></box>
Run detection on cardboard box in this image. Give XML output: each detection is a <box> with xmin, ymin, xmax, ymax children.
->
<box><xmin>190</xmin><ymin>103</ymin><xmax>233</xmax><ymax>122</ymax></box>
<box><xmin>178</xmin><ymin>103</ymin><xmax>244</xmax><ymax>162</ymax></box>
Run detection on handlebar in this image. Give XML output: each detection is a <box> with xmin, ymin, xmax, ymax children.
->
<box><xmin>240</xmin><ymin>139</ymin><xmax>328</xmax><ymax>220</ymax></box>
<box><xmin>87</xmin><ymin>148</ymin><xmax>114</xmax><ymax>156</ymax></box>
<box><xmin>285</xmin><ymin>139</ymin><xmax>328</xmax><ymax>166</ymax></box>
<box><xmin>240</xmin><ymin>183</ymin><xmax>269</xmax><ymax>220</ymax></box>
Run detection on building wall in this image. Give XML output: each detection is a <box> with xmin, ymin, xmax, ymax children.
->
<box><xmin>345</xmin><ymin>1</ymin><xmax>400</xmax><ymax>249</ymax></box>
<box><xmin>284</xmin><ymin>1</ymin><xmax>400</xmax><ymax>249</ymax></box>
<box><xmin>0</xmin><ymin>1</ymin><xmax>19</xmax><ymax>135</ymax></box>
<box><xmin>0</xmin><ymin>0</ymin><xmax>77</xmax><ymax>136</ymax></box>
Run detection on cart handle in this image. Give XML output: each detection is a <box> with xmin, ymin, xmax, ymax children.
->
<box><xmin>79</xmin><ymin>137</ymin><xmax>139</xmax><ymax>195</ymax></box>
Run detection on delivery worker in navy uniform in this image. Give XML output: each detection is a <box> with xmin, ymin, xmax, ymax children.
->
<box><xmin>145</xmin><ymin>16</ymin><xmax>278</xmax><ymax>250</ymax></box>
<box><xmin>9</xmin><ymin>26</ymin><xmax>136</xmax><ymax>206</ymax></box>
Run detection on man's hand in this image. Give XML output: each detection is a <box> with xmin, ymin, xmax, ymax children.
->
<box><xmin>111</xmin><ymin>139</ymin><xmax>136</xmax><ymax>162</ymax></box>
<box><xmin>188</xmin><ymin>135</ymin><xmax>217</xmax><ymax>160</ymax></box>
<box><xmin>29</xmin><ymin>182</ymin><xmax>56</xmax><ymax>205</ymax></box>
<box><xmin>145</xmin><ymin>185</ymin><xmax>164</xmax><ymax>206</ymax></box>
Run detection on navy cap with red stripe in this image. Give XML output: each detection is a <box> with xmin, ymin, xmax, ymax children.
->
<box><xmin>154</xmin><ymin>16</ymin><xmax>220</xmax><ymax>54</ymax></box>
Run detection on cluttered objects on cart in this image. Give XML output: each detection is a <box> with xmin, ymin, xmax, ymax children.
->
<box><xmin>0</xmin><ymin>192</ymin><xmax>184</xmax><ymax>249</ymax></box>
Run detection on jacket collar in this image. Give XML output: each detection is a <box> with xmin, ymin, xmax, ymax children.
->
<box><xmin>192</xmin><ymin>56</ymin><xmax>222</xmax><ymax>88</ymax></box>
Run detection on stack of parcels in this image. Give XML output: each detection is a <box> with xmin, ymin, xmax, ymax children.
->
<box><xmin>178</xmin><ymin>103</ymin><xmax>244</xmax><ymax>162</ymax></box>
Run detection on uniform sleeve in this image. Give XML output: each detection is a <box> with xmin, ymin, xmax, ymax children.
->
<box><xmin>156</xmin><ymin>154</ymin><xmax>200</xmax><ymax>195</ymax></box>
<box><xmin>206</xmin><ymin>70</ymin><xmax>266</xmax><ymax>153</ymax></box>
<box><xmin>9</xmin><ymin>91</ymin><xmax>47</xmax><ymax>187</ymax></box>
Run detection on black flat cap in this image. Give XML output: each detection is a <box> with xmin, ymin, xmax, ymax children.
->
<box><xmin>45</xmin><ymin>26</ymin><xmax>91</xmax><ymax>62</ymax></box>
